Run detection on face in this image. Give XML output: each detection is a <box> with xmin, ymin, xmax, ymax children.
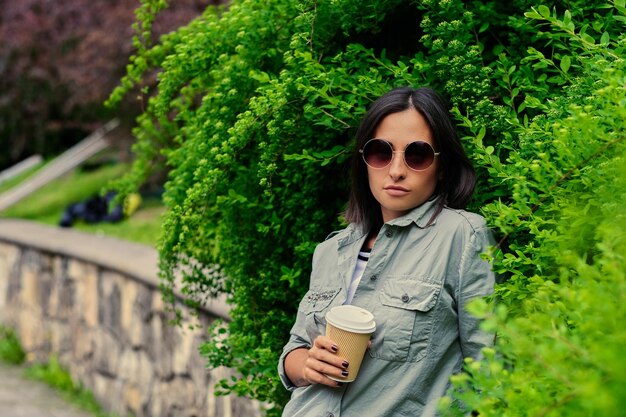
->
<box><xmin>367</xmin><ymin>108</ymin><xmax>439</xmax><ymax>223</ymax></box>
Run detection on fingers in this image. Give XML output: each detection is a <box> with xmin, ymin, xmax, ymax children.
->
<box><xmin>303</xmin><ymin>336</ymin><xmax>349</xmax><ymax>387</ymax></box>
<box><xmin>302</xmin><ymin>361</ymin><xmax>346</xmax><ymax>387</ymax></box>
<box><xmin>312</xmin><ymin>336</ymin><xmax>351</xmax><ymax>369</ymax></box>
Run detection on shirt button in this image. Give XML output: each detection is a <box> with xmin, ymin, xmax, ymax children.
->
<box><xmin>401</xmin><ymin>293</ymin><xmax>410</xmax><ymax>303</ymax></box>
<box><xmin>385</xmin><ymin>229</ymin><xmax>393</xmax><ymax>238</ymax></box>
<box><xmin>370</xmin><ymin>274</ymin><xmax>377</xmax><ymax>281</ymax></box>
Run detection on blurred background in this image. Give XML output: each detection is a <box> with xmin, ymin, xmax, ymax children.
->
<box><xmin>0</xmin><ymin>0</ymin><xmax>217</xmax><ymax>169</ymax></box>
<box><xmin>0</xmin><ymin>0</ymin><xmax>225</xmax><ymax>245</ymax></box>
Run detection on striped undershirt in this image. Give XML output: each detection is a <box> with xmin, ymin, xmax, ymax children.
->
<box><xmin>345</xmin><ymin>247</ymin><xmax>371</xmax><ymax>304</ymax></box>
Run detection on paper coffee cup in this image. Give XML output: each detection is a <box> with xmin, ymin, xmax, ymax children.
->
<box><xmin>325</xmin><ymin>305</ymin><xmax>376</xmax><ymax>382</ymax></box>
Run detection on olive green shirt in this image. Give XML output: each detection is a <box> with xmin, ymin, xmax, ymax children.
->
<box><xmin>278</xmin><ymin>199</ymin><xmax>496</xmax><ymax>417</ymax></box>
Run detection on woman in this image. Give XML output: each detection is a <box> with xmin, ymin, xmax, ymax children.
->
<box><xmin>278</xmin><ymin>87</ymin><xmax>496</xmax><ymax>417</ymax></box>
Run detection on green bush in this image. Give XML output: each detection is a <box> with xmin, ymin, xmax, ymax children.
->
<box><xmin>108</xmin><ymin>0</ymin><xmax>626</xmax><ymax>414</ymax></box>
<box><xmin>444</xmin><ymin>156</ymin><xmax>626</xmax><ymax>416</ymax></box>
<box><xmin>25</xmin><ymin>356</ymin><xmax>121</xmax><ymax>417</ymax></box>
<box><xmin>0</xmin><ymin>325</ymin><xmax>26</xmax><ymax>365</ymax></box>
<box><xmin>442</xmin><ymin>21</ymin><xmax>626</xmax><ymax>414</ymax></box>
<box><xmin>0</xmin><ymin>328</ymin><xmax>118</xmax><ymax>417</ymax></box>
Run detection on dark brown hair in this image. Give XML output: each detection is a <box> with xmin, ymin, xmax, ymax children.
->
<box><xmin>344</xmin><ymin>87</ymin><xmax>476</xmax><ymax>233</ymax></box>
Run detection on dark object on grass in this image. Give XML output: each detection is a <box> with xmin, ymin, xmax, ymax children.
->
<box><xmin>59</xmin><ymin>191</ymin><xmax>123</xmax><ymax>227</ymax></box>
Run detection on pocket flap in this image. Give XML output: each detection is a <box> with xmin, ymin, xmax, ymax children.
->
<box><xmin>380</xmin><ymin>279</ymin><xmax>440</xmax><ymax>312</ymax></box>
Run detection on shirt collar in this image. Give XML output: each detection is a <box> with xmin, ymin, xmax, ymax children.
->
<box><xmin>386</xmin><ymin>197</ymin><xmax>439</xmax><ymax>228</ymax></box>
<box><xmin>337</xmin><ymin>197</ymin><xmax>440</xmax><ymax>248</ymax></box>
<box><xmin>337</xmin><ymin>223</ymin><xmax>367</xmax><ymax>249</ymax></box>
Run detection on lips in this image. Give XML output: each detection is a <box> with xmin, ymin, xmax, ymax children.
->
<box><xmin>384</xmin><ymin>185</ymin><xmax>410</xmax><ymax>196</ymax></box>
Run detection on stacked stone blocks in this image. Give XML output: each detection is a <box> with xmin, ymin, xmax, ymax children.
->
<box><xmin>0</xmin><ymin>233</ymin><xmax>258</xmax><ymax>417</ymax></box>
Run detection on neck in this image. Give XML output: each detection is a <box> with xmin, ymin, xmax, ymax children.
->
<box><xmin>363</xmin><ymin>230</ymin><xmax>378</xmax><ymax>250</ymax></box>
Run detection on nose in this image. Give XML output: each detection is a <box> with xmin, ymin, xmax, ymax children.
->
<box><xmin>388</xmin><ymin>150</ymin><xmax>407</xmax><ymax>181</ymax></box>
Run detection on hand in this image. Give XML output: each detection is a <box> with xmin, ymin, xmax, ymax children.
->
<box><xmin>301</xmin><ymin>336</ymin><xmax>349</xmax><ymax>387</ymax></box>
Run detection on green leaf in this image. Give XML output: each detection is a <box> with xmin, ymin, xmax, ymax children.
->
<box><xmin>476</xmin><ymin>126</ymin><xmax>486</xmax><ymax>142</ymax></box>
<box><xmin>538</xmin><ymin>5</ymin><xmax>551</xmax><ymax>18</ymax></box>
<box><xmin>524</xmin><ymin>10</ymin><xmax>542</xmax><ymax>20</ymax></box>
<box><xmin>581</xmin><ymin>33</ymin><xmax>596</xmax><ymax>44</ymax></box>
<box><xmin>614</xmin><ymin>15</ymin><xmax>626</xmax><ymax>24</ymax></box>
<box><xmin>560</xmin><ymin>55</ymin><xmax>571</xmax><ymax>74</ymax></box>
<box><xmin>600</xmin><ymin>31</ymin><xmax>610</xmax><ymax>45</ymax></box>
<box><xmin>563</xmin><ymin>10</ymin><xmax>572</xmax><ymax>23</ymax></box>
<box><xmin>249</xmin><ymin>70</ymin><xmax>270</xmax><ymax>83</ymax></box>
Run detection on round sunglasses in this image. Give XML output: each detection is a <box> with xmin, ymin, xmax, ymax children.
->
<box><xmin>359</xmin><ymin>138</ymin><xmax>440</xmax><ymax>171</ymax></box>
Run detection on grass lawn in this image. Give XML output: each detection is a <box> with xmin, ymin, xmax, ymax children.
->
<box><xmin>0</xmin><ymin>160</ymin><xmax>46</xmax><ymax>194</ymax></box>
<box><xmin>0</xmin><ymin>162</ymin><xmax>165</xmax><ymax>247</ymax></box>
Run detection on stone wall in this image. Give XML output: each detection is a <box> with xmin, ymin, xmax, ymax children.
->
<box><xmin>0</xmin><ymin>219</ymin><xmax>260</xmax><ymax>417</ymax></box>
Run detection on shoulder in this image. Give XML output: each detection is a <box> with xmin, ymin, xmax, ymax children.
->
<box><xmin>435</xmin><ymin>207</ymin><xmax>494</xmax><ymax>246</ymax></box>
<box><xmin>437</xmin><ymin>207</ymin><xmax>488</xmax><ymax>231</ymax></box>
<box><xmin>324</xmin><ymin>229</ymin><xmax>344</xmax><ymax>241</ymax></box>
<box><xmin>312</xmin><ymin>224</ymin><xmax>354</xmax><ymax>257</ymax></box>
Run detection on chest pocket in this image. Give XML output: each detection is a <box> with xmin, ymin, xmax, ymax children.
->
<box><xmin>369</xmin><ymin>278</ymin><xmax>441</xmax><ymax>363</ymax></box>
<box><xmin>298</xmin><ymin>287</ymin><xmax>344</xmax><ymax>343</ymax></box>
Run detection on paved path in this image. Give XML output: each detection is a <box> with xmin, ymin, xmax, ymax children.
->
<box><xmin>0</xmin><ymin>363</ymin><xmax>92</xmax><ymax>417</ymax></box>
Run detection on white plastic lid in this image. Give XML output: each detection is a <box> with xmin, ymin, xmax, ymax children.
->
<box><xmin>326</xmin><ymin>305</ymin><xmax>376</xmax><ymax>334</ymax></box>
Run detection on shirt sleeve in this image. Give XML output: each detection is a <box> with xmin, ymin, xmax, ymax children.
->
<box><xmin>277</xmin><ymin>309</ymin><xmax>312</xmax><ymax>391</ymax></box>
<box><xmin>457</xmin><ymin>222</ymin><xmax>496</xmax><ymax>360</ymax></box>
<box><xmin>277</xmin><ymin>244</ymin><xmax>325</xmax><ymax>391</ymax></box>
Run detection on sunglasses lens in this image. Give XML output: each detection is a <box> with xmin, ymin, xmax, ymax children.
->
<box><xmin>363</xmin><ymin>140</ymin><xmax>392</xmax><ymax>168</ymax></box>
<box><xmin>405</xmin><ymin>141</ymin><xmax>435</xmax><ymax>170</ymax></box>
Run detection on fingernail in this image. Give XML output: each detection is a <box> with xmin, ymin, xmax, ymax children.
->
<box><xmin>330</xmin><ymin>345</ymin><xmax>338</xmax><ymax>352</ymax></box>
<box><xmin>341</xmin><ymin>370</ymin><xmax>349</xmax><ymax>377</ymax></box>
<box><xmin>342</xmin><ymin>361</ymin><xmax>349</xmax><ymax>369</ymax></box>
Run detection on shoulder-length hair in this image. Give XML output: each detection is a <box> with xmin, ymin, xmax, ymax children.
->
<box><xmin>344</xmin><ymin>87</ymin><xmax>476</xmax><ymax>233</ymax></box>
